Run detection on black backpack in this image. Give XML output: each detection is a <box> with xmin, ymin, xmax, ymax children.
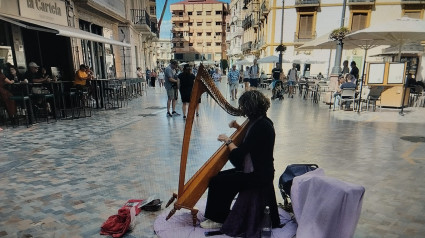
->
<box><xmin>278</xmin><ymin>164</ymin><xmax>318</xmax><ymax>212</ymax></box>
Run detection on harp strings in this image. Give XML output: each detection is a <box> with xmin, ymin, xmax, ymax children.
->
<box><xmin>196</xmin><ymin>68</ymin><xmax>244</xmax><ymax>117</ymax></box>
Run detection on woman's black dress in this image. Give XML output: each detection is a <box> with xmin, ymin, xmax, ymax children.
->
<box><xmin>178</xmin><ymin>72</ymin><xmax>195</xmax><ymax>103</ymax></box>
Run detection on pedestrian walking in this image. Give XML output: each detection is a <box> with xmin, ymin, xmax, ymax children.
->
<box><xmin>228</xmin><ymin>65</ymin><xmax>240</xmax><ymax>100</ymax></box>
<box><xmin>249</xmin><ymin>59</ymin><xmax>260</xmax><ymax>89</ymax></box>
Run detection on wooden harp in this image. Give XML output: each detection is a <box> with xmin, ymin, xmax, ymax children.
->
<box><xmin>165</xmin><ymin>64</ymin><xmax>248</xmax><ymax>225</ymax></box>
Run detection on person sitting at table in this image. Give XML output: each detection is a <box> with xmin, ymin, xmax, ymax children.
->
<box><xmin>24</xmin><ymin>62</ymin><xmax>48</xmax><ymax>83</ymax></box>
<box><xmin>0</xmin><ymin>72</ymin><xmax>17</xmax><ymax>120</ymax></box>
<box><xmin>5</xmin><ymin>65</ymin><xmax>24</xmax><ymax>84</ymax></box>
<box><xmin>73</xmin><ymin>64</ymin><xmax>92</xmax><ymax>90</ymax></box>
<box><xmin>334</xmin><ymin>74</ymin><xmax>356</xmax><ymax>110</ymax></box>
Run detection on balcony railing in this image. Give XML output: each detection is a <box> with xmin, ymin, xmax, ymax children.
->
<box><xmin>295</xmin><ymin>0</ymin><xmax>320</xmax><ymax>6</ymax></box>
<box><xmin>260</xmin><ymin>0</ymin><xmax>269</xmax><ymax>16</ymax></box>
<box><xmin>131</xmin><ymin>9</ymin><xmax>151</xmax><ymax>30</ymax></box>
<box><xmin>131</xmin><ymin>9</ymin><xmax>157</xmax><ymax>36</ymax></box>
<box><xmin>401</xmin><ymin>0</ymin><xmax>425</xmax><ymax>3</ymax></box>
<box><xmin>294</xmin><ymin>31</ymin><xmax>317</xmax><ymax>42</ymax></box>
<box><xmin>348</xmin><ymin>0</ymin><xmax>375</xmax><ymax>4</ymax></box>
<box><xmin>242</xmin><ymin>15</ymin><xmax>253</xmax><ymax>29</ymax></box>
<box><xmin>241</xmin><ymin>41</ymin><xmax>252</xmax><ymax>52</ymax></box>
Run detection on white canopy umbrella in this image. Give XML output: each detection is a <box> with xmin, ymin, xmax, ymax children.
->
<box><xmin>344</xmin><ymin>17</ymin><xmax>425</xmax><ymax>61</ymax></box>
<box><xmin>257</xmin><ymin>55</ymin><xmax>291</xmax><ymax>64</ymax></box>
<box><xmin>234</xmin><ymin>59</ymin><xmax>253</xmax><ymax>65</ymax></box>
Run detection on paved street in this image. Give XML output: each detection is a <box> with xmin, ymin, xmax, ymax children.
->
<box><xmin>1</xmin><ymin>81</ymin><xmax>425</xmax><ymax>238</ymax></box>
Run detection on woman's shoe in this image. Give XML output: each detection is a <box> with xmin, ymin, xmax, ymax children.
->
<box><xmin>200</xmin><ymin>219</ymin><xmax>222</xmax><ymax>229</ymax></box>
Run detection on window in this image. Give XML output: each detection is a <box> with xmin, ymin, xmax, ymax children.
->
<box><xmin>216</xmin><ymin>22</ymin><xmax>222</xmax><ymax>25</ymax></box>
<box><xmin>189</xmin><ymin>43</ymin><xmax>193</xmax><ymax>46</ymax></box>
<box><xmin>206</xmin><ymin>42</ymin><xmax>211</xmax><ymax>46</ymax></box>
<box><xmin>298</xmin><ymin>13</ymin><xmax>314</xmax><ymax>39</ymax></box>
<box><xmin>175</xmin><ymin>53</ymin><xmax>183</xmax><ymax>59</ymax></box>
<box><xmin>178</xmin><ymin>12</ymin><xmax>183</xmax><ymax>16</ymax></box>
<box><xmin>197</xmin><ymin>32</ymin><xmax>202</xmax><ymax>36</ymax></box>
<box><xmin>215</xmin><ymin>42</ymin><xmax>221</xmax><ymax>46</ymax></box>
<box><xmin>180</xmin><ymin>42</ymin><xmax>184</xmax><ymax>47</ymax></box>
<box><xmin>206</xmin><ymin>11</ymin><xmax>211</xmax><ymax>15</ymax></box>
<box><xmin>188</xmin><ymin>12</ymin><xmax>192</xmax><ymax>15</ymax></box>
<box><xmin>173</xmin><ymin>43</ymin><xmax>177</xmax><ymax>47</ymax></box>
<box><xmin>351</xmin><ymin>12</ymin><xmax>368</xmax><ymax>32</ymax></box>
<box><xmin>150</xmin><ymin>6</ymin><xmax>156</xmax><ymax>15</ymax></box>
<box><xmin>189</xmin><ymin>33</ymin><xmax>193</xmax><ymax>36</ymax></box>
<box><xmin>188</xmin><ymin>22</ymin><xmax>193</xmax><ymax>26</ymax></box>
<box><xmin>216</xmin><ymin>11</ymin><xmax>222</xmax><ymax>15</ymax></box>
<box><xmin>207</xmin><ymin>54</ymin><xmax>212</xmax><ymax>60</ymax></box>
<box><xmin>206</xmin><ymin>32</ymin><xmax>212</xmax><ymax>36</ymax></box>
<box><xmin>195</xmin><ymin>54</ymin><xmax>199</xmax><ymax>60</ymax></box>
<box><xmin>197</xmin><ymin>42</ymin><xmax>202</xmax><ymax>46</ymax></box>
<box><xmin>197</xmin><ymin>22</ymin><xmax>202</xmax><ymax>26</ymax></box>
<box><xmin>404</xmin><ymin>10</ymin><xmax>421</xmax><ymax>19</ymax></box>
<box><xmin>179</xmin><ymin>23</ymin><xmax>183</xmax><ymax>27</ymax></box>
<box><xmin>215</xmin><ymin>32</ymin><xmax>221</xmax><ymax>36</ymax></box>
<box><xmin>206</xmin><ymin>22</ymin><xmax>212</xmax><ymax>26</ymax></box>
<box><xmin>197</xmin><ymin>11</ymin><xmax>202</xmax><ymax>15</ymax></box>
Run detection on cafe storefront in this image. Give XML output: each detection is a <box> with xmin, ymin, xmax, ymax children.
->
<box><xmin>0</xmin><ymin>0</ymin><xmax>130</xmax><ymax>81</ymax></box>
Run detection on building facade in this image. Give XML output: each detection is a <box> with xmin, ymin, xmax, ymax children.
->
<box><xmin>156</xmin><ymin>39</ymin><xmax>173</xmax><ymax>68</ymax></box>
<box><xmin>170</xmin><ymin>0</ymin><xmax>229</xmax><ymax>64</ymax></box>
<box><xmin>234</xmin><ymin>0</ymin><xmax>424</xmax><ymax>80</ymax></box>
<box><xmin>0</xmin><ymin>0</ymin><xmax>159</xmax><ymax>80</ymax></box>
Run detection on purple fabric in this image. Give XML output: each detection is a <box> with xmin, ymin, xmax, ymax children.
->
<box><xmin>154</xmin><ymin>198</ymin><xmax>297</xmax><ymax>238</ymax></box>
<box><xmin>291</xmin><ymin>169</ymin><xmax>365</xmax><ymax>238</ymax></box>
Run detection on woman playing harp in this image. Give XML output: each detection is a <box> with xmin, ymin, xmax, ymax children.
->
<box><xmin>200</xmin><ymin>90</ymin><xmax>281</xmax><ymax>232</ymax></box>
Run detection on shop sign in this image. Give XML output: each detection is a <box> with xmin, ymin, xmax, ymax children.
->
<box><xmin>19</xmin><ymin>0</ymin><xmax>67</xmax><ymax>26</ymax></box>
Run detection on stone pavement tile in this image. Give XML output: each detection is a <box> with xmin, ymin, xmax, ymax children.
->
<box><xmin>1</xmin><ymin>85</ymin><xmax>424</xmax><ymax>237</ymax></box>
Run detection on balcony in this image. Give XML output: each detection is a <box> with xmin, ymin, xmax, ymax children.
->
<box><xmin>131</xmin><ymin>9</ymin><xmax>152</xmax><ymax>33</ymax></box>
<box><xmin>260</xmin><ymin>0</ymin><xmax>269</xmax><ymax>16</ymax></box>
<box><xmin>294</xmin><ymin>31</ymin><xmax>317</xmax><ymax>42</ymax></box>
<box><xmin>150</xmin><ymin>19</ymin><xmax>159</xmax><ymax>38</ymax></box>
<box><xmin>401</xmin><ymin>0</ymin><xmax>425</xmax><ymax>3</ymax></box>
<box><xmin>242</xmin><ymin>15</ymin><xmax>253</xmax><ymax>29</ymax></box>
<box><xmin>295</xmin><ymin>0</ymin><xmax>320</xmax><ymax>7</ymax></box>
<box><xmin>241</xmin><ymin>41</ymin><xmax>252</xmax><ymax>52</ymax></box>
<box><xmin>347</xmin><ymin>0</ymin><xmax>375</xmax><ymax>5</ymax></box>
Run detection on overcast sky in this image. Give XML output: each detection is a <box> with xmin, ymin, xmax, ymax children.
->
<box><xmin>156</xmin><ymin>0</ymin><xmax>230</xmax><ymax>40</ymax></box>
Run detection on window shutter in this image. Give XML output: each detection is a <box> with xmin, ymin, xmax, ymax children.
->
<box><xmin>299</xmin><ymin>14</ymin><xmax>313</xmax><ymax>39</ymax></box>
<box><xmin>351</xmin><ymin>13</ymin><xmax>367</xmax><ymax>32</ymax></box>
<box><xmin>404</xmin><ymin>11</ymin><xmax>421</xmax><ymax>19</ymax></box>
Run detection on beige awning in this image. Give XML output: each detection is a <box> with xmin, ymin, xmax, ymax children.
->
<box><xmin>0</xmin><ymin>14</ymin><xmax>131</xmax><ymax>48</ymax></box>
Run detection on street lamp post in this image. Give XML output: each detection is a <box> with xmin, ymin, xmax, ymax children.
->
<box><xmin>331</xmin><ymin>0</ymin><xmax>347</xmax><ymax>75</ymax></box>
<box><xmin>278</xmin><ymin>0</ymin><xmax>284</xmax><ymax>70</ymax></box>
<box><xmin>120</xmin><ymin>29</ymin><xmax>127</xmax><ymax>79</ymax></box>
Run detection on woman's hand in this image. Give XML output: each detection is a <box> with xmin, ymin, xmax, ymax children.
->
<box><xmin>228</xmin><ymin>120</ymin><xmax>240</xmax><ymax>129</ymax></box>
<box><xmin>217</xmin><ymin>134</ymin><xmax>229</xmax><ymax>143</ymax></box>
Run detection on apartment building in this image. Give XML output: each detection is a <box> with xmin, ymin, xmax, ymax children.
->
<box><xmin>170</xmin><ymin>0</ymin><xmax>229</xmax><ymax>63</ymax></box>
<box><xmin>227</xmin><ymin>0</ymin><xmax>245</xmax><ymax>65</ymax></box>
<box><xmin>156</xmin><ymin>39</ymin><xmax>173</xmax><ymax>68</ymax></box>
<box><xmin>235</xmin><ymin>0</ymin><xmax>424</xmax><ymax>80</ymax></box>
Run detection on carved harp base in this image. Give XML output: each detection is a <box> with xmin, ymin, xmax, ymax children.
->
<box><xmin>165</xmin><ymin>194</ymin><xmax>199</xmax><ymax>227</ymax></box>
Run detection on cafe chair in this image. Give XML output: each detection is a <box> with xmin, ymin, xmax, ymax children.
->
<box><xmin>9</xmin><ymin>93</ymin><xmax>33</xmax><ymax>127</ymax></box>
<box><xmin>366</xmin><ymin>86</ymin><xmax>384</xmax><ymax>112</ymax></box>
<box><xmin>74</xmin><ymin>87</ymin><xmax>92</xmax><ymax>118</ymax></box>
<box><xmin>338</xmin><ymin>88</ymin><xmax>356</xmax><ymax>111</ymax></box>
<box><xmin>32</xmin><ymin>92</ymin><xmax>58</xmax><ymax>123</ymax></box>
<box><xmin>104</xmin><ymin>80</ymin><xmax>121</xmax><ymax>109</ymax></box>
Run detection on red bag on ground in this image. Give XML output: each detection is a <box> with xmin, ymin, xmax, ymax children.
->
<box><xmin>100</xmin><ymin>208</ymin><xmax>132</xmax><ymax>238</ymax></box>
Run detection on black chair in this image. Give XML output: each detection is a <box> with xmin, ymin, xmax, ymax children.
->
<box><xmin>31</xmin><ymin>91</ymin><xmax>58</xmax><ymax>123</ymax></box>
<box><xmin>9</xmin><ymin>86</ymin><xmax>33</xmax><ymax>127</ymax></box>
<box><xmin>104</xmin><ymin>80</ymin><xmax>121</xmax><ymax>109</ymax></box>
